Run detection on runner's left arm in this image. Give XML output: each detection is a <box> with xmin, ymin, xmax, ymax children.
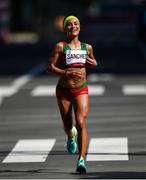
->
<box><xmin>86</xmin><ymin>44</ymin><xmax>98</xmax><ymax>68</ymax></box>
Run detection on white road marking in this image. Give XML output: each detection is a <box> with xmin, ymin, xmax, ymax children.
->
<box><xmin>87</xmin><ymin>73</ymin><xmax>114</xmax><ymax>83</ymax></box>
<box><xmin>86</xmin><ymin>137</ymin><xmax>128</xmax><ymax>161</ymax></box>
<box><xmin>0</xmin><ymin>63</ymin><xmax>45</xmax><ymax>107</ymax></box>
<box><xmin>31</xmin><ymin>85</ymin><xmax>105</xmax><ymax>96</ymax></box>
<box><xmin>0</xmin><ymin>86</ymin><xmax>17</xmax><ymax>96</ymax></box>
<box><xmin>31</xmin><ymin>85</ymin><xmax>56</xmax><ymax>96</ymax></box>
<box><xmin>88</xmin><ymin>85</ymin><xmax>105</xmax><ymax>96</ymax></box>
<box><xmin>0</xmin><ymin>75</ymin><xmax>31</xmax><ymax>98</ymax></box>
<box><xmin>0</xmin><ymin>75</ymin><xmax>31</xmax><ymax>107</ymax></box>
<box><xmin>12</xmin><ymin>75</ymin><xmax>32</xmax><ymax>89</ymax></box>
<box><xmin>122</xmin><ymin>85</ymin><xmax>146</xmax><ymax>95</ymax></box>
<box><xmin>2</xmin><ymin>139</ymin><xmax>56</xmax><ymax>163</ymax></box>
<box><xmin>0</xmin><ymin>86</ymin><xmax>16</xmax><ymax>106</ymax></box>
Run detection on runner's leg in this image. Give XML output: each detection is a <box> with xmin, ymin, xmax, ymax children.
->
<box><xmin>73</xmin><ymin>94</ymin><xmax>88</xmax><ymax>158</ymax></box>
<box><xmin>57</xmin><ymin>99</ymin><xmax>73</xmax><ymax>137</ymax></box>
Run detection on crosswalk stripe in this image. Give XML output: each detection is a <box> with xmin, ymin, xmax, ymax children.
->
<box><xmin>0</xmin><ymin>86</ymin><xmax>17</xmax><ymax>97</ymax></box>
<box><xmin>31</xmin><ymin>85</ymin><xmax>105</xmax><ymax>96</ymax></box>
<box><xmin>122</xmin><ymin>85</ymin><xmax>146</xmax><ymax>95</ymax></box>
<box><xmin>86</xmin><ymin>137</ymin><xmax>128</xmax><ymax>161</ymax></box>
<box><xmin>0</xmin><ymin>86</ymin><xmax>17</xmax><ymax>106</ymax></box>
<box><xmin>89</xmin><ymin>85</ymin><xmax>105</xmax><ymax>95</ymax></box>
<box><xmin>0</xmin><ymin>75</ymin><xmax>33</xmax><ymax>98</ymax></box>
<box><xmin>0</xmin><ymin>63</ymin><xmax>45</xmax><ymax>107</ymax></box>
<box><xmin>2</xmin><ymin>137</ymin><xmax>129</xmax><ymax>163</ymax></box>
<box><xmin>2</xmin><ymin>139</ymin><xmax>56</xmax><ymax>163</ymax></box>
<box><xmin>31</xmin><ymin>85</ymin><xmax>56</xmax><ymax>96</ymax></box>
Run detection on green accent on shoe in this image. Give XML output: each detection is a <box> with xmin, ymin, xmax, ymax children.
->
<box><xmin>76</xmin><ymin>157</ymin><xmax>87</xmax><ymax>174</ymax></box>
<box><xmin>67</xmin><ymin>126</ymin><xmax>77</xmax><ymax>154</ymax></box>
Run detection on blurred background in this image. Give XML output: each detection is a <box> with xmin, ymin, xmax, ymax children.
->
<box><xmin>0</xmin><ymin>0</ymin><xmax>146</xmax><ymax>75</ymax></box>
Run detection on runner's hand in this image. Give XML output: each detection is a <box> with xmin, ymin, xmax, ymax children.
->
<box><xmin>86</xmin><ymin>57</ymin><xmax>96</xmax><ymax>66</ymax></box>
<box><xmin>65</xmin><ymin>70</ymin><xmax>82</xmax><ymax>79</ymax></box>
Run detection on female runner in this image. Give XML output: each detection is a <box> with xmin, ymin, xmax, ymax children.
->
<box><xmin>47</xmin><ymin>15</ymin><xmax>97</xmax><ymax>173</ymax></box>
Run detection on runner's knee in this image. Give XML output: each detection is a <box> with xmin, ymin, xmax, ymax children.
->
<box><xmin>76</xmin><ymin>115</ymin><xmax>87</xmax><ymax>130</ymax></box>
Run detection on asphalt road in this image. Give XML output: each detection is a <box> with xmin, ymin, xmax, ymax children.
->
<box><xmin>0</xmin><ymin>74</ymin><xmax>146</xmax><ymax>179</ymax></box>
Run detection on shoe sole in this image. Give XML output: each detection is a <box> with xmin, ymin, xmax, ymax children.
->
<box><xmin>76</xmin><ymin>165</ymin><xmax>86</xmax><ymax>174</ymax></box>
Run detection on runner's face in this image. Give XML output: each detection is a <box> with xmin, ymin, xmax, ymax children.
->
<box><xmin>65</xmin><ymin>19</ymin><xmax>80</xmax><ymax>37</ymax></box>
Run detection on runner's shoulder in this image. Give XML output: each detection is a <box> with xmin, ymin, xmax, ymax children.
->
<box><xmin>55</xmin><ymin>41</ymin><xmax>66</xmax><ymax>53</ymax></box>
<box><xmin>85</xmin><ymin>43</ymin><xmax>93</xmax><ymax>51</ymax></box>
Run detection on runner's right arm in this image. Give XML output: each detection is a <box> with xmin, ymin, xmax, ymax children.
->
<box><xmin>47</xmin><ymin>42</ymin><xmax>66</xmax><ymax>76</ymax></box>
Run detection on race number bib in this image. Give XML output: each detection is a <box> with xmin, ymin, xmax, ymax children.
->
<box><xmin>66</xmin><ymin>50</ymin><xmax>87</xmax><ymax>65</ymax></box>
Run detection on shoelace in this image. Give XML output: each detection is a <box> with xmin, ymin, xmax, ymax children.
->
<box><xmin>64</xmin><ymin>128</ymin><xmax>76</xmax><ymax>147</ymax></box>
<box><xmin>78</xmin><ymin>159</ymin><xmax>83</xmax><ymax>164</ymax></box>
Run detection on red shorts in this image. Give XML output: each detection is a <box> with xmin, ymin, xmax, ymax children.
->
<box><xmin>56</xmin><ymin>83</ymin><xmax>88</xmax><ymax>101</ymax></box>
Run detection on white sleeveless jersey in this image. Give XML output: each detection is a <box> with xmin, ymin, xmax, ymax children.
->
<box><xmin>66</xmin><ymin>49</ymin><xmax>87</xmax><ymax>66</ymax></box>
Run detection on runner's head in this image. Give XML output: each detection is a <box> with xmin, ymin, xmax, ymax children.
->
<box><xmin>63</xmin><ymin>15</ymin><xmax>80</xmax><ymax>29</ymax></box>
<box><xmin>63</xmin><ymin>15</ymin><xmax>80</xmax><ymax>37</ymax></box>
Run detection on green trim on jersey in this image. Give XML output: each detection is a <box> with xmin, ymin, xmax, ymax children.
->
<box><xmin>63</xmin><ymin>42</ymin><xmax>87</xmax><ymax>52</ymax></box>
<box><xmin>81</xmin><ymin>42</ymin><xmax>87</xmax><ymax>51</ymax></box>
<box><xmin>63</xmin><ymin>44</ymin><xmax>70</xmax><ymax>52</ymax></box>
